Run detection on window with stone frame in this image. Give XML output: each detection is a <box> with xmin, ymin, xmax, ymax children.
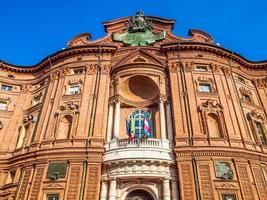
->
<box><xmin>215</xmin><ymin>161</ymin><xmax>234</xmax><ymax>180</ymax></box>
<box><xmin>5</xmin><ymin>169</ymin><xmax>16</xmax><ymax>184</ymax></box>
<box><xmin>195</xmin><ymin>77</ymin><xmax>217</xmax><ymax>94</ymax></box>
<box><xmin>73</xmin><ymin>68</ymin><xmax>84</xmax><ymax>74</ymax></box>
<box><xmin>199</xmin><ymin>83</ymin><xmax>212</xmax><ymax>93</ymax></box>
<box><xmin>195</xmin><ymin>65</ymin><xmax>208</xmax><ymax>72</ymax></box>
<box><xmin>237</xmin><ymin>76</ymin><xmax>245</xmax><ymax>84</ymax></box>
<box><xmin>0</xmin><ymin>101</ymin><xmax>8</xmax><ymax>110</ymax></box>
<box><xmin>46</xmin><ymin>194</ymin><xmax>60</xmax><ymax>200</ymax></box>
<box><xmin>247</xmin><ymin>111</ymin><xmax>267</xmax><ymax>145</ymax></box>
<box><xmin>32</xmin><ymin>93</ymin><xmax>42</xmax><ymax>106</ymax></box>
<box><xmin>1</xmin><ymin>84</ymin><xmax>13</xmax><ymax>91</ymax></box>
<box><xmin>221</xmin><ymin>194</ymin><xmax>237</xmax><ymax>200</ymax></box>
<box><xmin>239</xmin><ymin>86</ymin><xmax>253</xmax><ymax>103</ymax></box>
<box><xmin>255</xmin><ymin>121</ymin><xmax>267</xmax><ymax>145</ymax></box>
<box><xmin>68</xmin><ymin>85</ymin><xmax>81</xmax><ymax>95</ymax></box>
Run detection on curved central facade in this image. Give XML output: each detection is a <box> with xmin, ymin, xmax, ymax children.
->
<box><xmin>0</xmin><ymin>12</ymin><xmax>267</xmax><ymax>200</ymax></box>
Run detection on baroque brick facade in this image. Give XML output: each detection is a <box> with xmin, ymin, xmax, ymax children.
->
<box><xmin>0</xmin><ymin>12</ymin><xmax>267</xmax><ymax>200</ymax></box>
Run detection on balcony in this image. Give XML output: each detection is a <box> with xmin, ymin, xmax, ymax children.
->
<box><xmin>104</xmin><ymin>138</ymin><xmax>174</xmax><ymax>163</ymax></box>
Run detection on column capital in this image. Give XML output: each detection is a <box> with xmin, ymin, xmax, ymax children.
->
<box><xmin>159</xmin><ymin>94</ymin><xmax>168</xmax><ymax>103</ymax></box>
<box><xmin>109</xmin><ymin>95</ymin><xmax>122</xmax><ymax>104</ymax></box>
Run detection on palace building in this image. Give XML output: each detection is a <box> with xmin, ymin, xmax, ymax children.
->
<box><xmin>0</xmin><ymin>11</ymin><xmax>267</xmax><ymax>200</ymax></box>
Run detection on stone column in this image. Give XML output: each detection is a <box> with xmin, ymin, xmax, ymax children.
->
<box><xmin>163</xmin><ymin>178</ymin><xmax>171</xmax><ymax>200</ymax></box>
<box><xmin>100</xmin><ymin>181</ymin><xmax>108</xmax><ymax>200</ymax></box>
<box><xmin>166</xmin><ymin>102</ymin><xmax>174</xmax><ymax>144</ymax></box>
<box><xmin>109</xmin><ymin>179</ymin><xmax>117</xmax><ymax>200</ymax></box>
<box><xmin>171</xmin><ymin>180</ymin><xmax>179</xmax><ymax>200</ymax></box>
<box><xmin>113</xmin><ymin>99</ymin><xmax>120</xmax><ymax>139</ymax></box>
<box><xmin>159</xmin><ymin>97</ymin><xmax>167</xmax><ymax>139</ymax></box>
<box><xmin>106</xmin><ymin>103</ymin><xmax>114</xmax><ymax>141</ymax></box>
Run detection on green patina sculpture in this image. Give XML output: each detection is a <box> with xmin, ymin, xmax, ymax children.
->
<box><xmin>112</xmin><ymin>11</ymin><xmax>166</xmax><ymax>46</ymax></box>
<box><xmin>215</xmin><ymin>161</ymin><xmax>234</xmax><ymax>180</ymax></box>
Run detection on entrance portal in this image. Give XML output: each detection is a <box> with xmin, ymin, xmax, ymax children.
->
<box><xmin>125</xmin><ymin>189</ymin><xmax>154</xmax><ymax>200</ymax></box>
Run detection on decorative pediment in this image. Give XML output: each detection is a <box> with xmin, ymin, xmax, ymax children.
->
<box><xmin>247</xmin><ymin>110</ymin><xmax>265</xmax><ymax>122</ymax></box>
<box><xmin>111</xmin><ymin>49</ymin><xmax>166</xmax><ymax>71</ymax></box>
<box><xmin>68</xmin><ymin>79</ymin><xmax>83</xmax><ymax>85</ymax></box>
<box><xmin>23</xmin><ymin>114</ymin><xmax>38</xmax><ymax>124</ymax></box>
<box><xmin>199</xmin><ymin>99</ymin><xmax>223</xmax><ymax>113</ymax></box>
<box><xmin>56</xmin><ymin>102</ymin><xmax>79</xmax><ymax>115</ymax></box>
<box><xmin>44</xmin><ymin>182</ymin><xmax>64</xmax><ymax>189</ymax></box>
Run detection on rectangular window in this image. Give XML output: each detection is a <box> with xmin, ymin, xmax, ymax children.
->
<box><xmin>242</xmin><ymin>93</ymin><xmax>252</xmax><ymax>102</ymax></box>
<box><xmin>73</xmin><ymin>68</ymin><xmax>84</xmax><ymax>74</ymax></box>
<box><xmin>196</xmin><ymin>65</ymin><xmax>208</xmax><ymax>72</ymax></box>
<box><xmin>32</xmin><ymin>95</ymin><xmax>41</xmax><ymax>106</ymax></box>
<box><xmin>199</xmin><ymin>83</ymin><xmax>212</xmax><ymax>93</ymax></box>
<box><xmin>46</xmin><ymin>194</ymin><xmax>60</xmax><ymax>200</ymax></box>
<box><xmin>0</xmin><ymin>101</ymin><xmax>7</xmax><ymax>110</ymax></box>
<box><xmin>68</xmin><ymin>85</ymin><xmax>80</xmax><ymax>95</ymax></box>
<box><xmin>221</xmin><ymin>194</ymin><xmax>237</xmax><ymax>200</ymax></box>
<box><xmin>237</xmin><ymin>76</ymin><xmax>245</xmax><ymax>83</ymax></box>
<box><xmin>255</xmin><ymin>121</ymin><xmax>267</xmax><ymax>145</ymax></box>
<box><xmin>1</xmin><ymin>84</ymin><xmax>13</xmax><ymax>91</ymax></box>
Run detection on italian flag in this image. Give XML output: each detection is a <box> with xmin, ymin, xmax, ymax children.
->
<box><xmin>129</xmin><ymin>115</ymin><xmax>135</xmax><ymax>140</ymax></box>
<box><xmin>143</xmin><ymin>117</ymin><xmax>150</xmax><ymax>138</ymax></box>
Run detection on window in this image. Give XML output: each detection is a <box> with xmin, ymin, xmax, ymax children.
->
<box><xmin>255</xmin><ymin>121</ymin><xmax>267</xmax><ymax>145</ymax></box>
<box><xmin>1</xmin><ymin>84</ymin><xmax>12</xmax><ymax>91</ymax></box>
<box><xmin>0</xmin><ymin>101</ymin><xmax>7</xmax><ymax>110</ymax></box>
<box><xmin>242</xmin><ymin>93</ymin><xmax>252</xmax><ymax>102</ymax></box>
<box><xmin>73</xmin><ymin>68</ymin><xmax>84</xmax><ymax>74</ymax></box>
<box><xmin>199</xmin><ymin>83</ymin><xmax>212</xmax><ymax>93</ymax></box>
<box><xmin>127</xmin><ymin>110</ymin><xmax>153</xmax><ymax>139</ymax></box>
<box><xmin>237</xmin><ymin>76</ymin><xmax>245</xmax><ymax>83</ymax></box>
<box><xmin>68</xmin><ymin>85</ymin><xmax>80</xmax><ymax>95</ymax></box>
<box><xmin>221</xmin><ymin>194</ymin><xmax>237</xmax><ymax>200</ymax></box>
<box><xmin>196</xmin><ymin>65</ymin><xmax>208</xmax><ymax>72</ymax></box>
<box><xmin>6</xmin><ymin>169</ymin><xmax>16</xmax><ymax>184</ymax></box>
<box><xmin>46</xmin><ymin>194</ymin><xmax>60</xmax><ymax>200</ymax></box>
<box><xmin>32</xmin><ymin>95</ymin><xmax>41</xmax><ymax>106</ymax></box>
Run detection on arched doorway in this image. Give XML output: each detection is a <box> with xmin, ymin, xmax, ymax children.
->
<box><xmin>126</xmin><ymin>189</ymin><xmax>154</xmax><ymax>200</ymax></box>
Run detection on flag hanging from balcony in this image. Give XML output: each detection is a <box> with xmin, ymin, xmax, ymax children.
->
<box><xmin>128</xmin><ymin>115</ymin><xmax>135</xmax><ymax>140</ymax></box>
<box><xmin>143</xmin><ymin>116</ymin><xmax>151</xmax><ymax>138</ymax></box>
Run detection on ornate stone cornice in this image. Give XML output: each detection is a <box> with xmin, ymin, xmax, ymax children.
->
<box><xmin>0</xmin><ymin>45</ymin><xmax>117</xmax><ymax>73</ymax></box>
<box><xmin>161</xmin><ymin>42</ymin><xmax>267</xmax><ymax>70</ymax></box>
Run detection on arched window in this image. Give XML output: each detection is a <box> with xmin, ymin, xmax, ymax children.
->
<box><xmin>57</xmin><ymin>115</ymin><xmax>72</xmax><ymax>139</ymax></box>
<box><xmin>207</xmin><ymin>113</ymin><xmax>221</xmax><ymax>137</ymax></box>
<box><xmin>126</xmin><ymin>110</ymin><xmax>153</xmax><ymax>139</ymax></box>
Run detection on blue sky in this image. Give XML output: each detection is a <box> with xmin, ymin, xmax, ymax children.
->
<box><xmin>0</xmin><ymin>0</ymin><xmax>267</xmax><ymax>65</ymax></box>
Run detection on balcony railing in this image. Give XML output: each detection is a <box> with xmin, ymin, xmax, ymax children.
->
<box><xmin>104</xmin><ymin>138</ymin><xmax>173</xmax><ymax>162</ymax></box>
<box><xmin>105</xmin><ymin>138</ymin><xmax>171</xmax><ymax>150</ymax></box>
